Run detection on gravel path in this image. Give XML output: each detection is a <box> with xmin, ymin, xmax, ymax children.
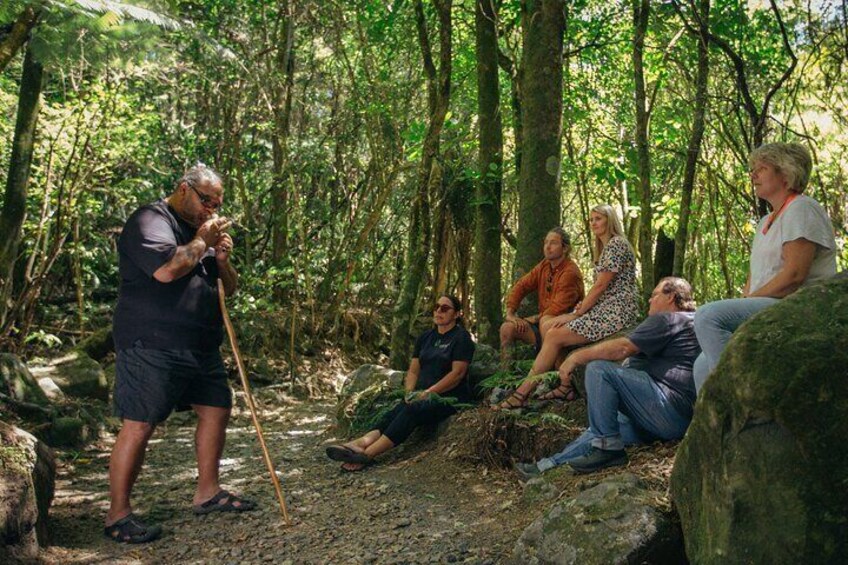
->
<box><xmin>40</xmin><ymin>393</ymin><xmax>532</xmax><ymax>564</ymax></box>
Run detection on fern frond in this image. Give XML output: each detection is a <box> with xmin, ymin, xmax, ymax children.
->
<box><xmin>58</xmin><ymin>0</ymin><xmax>181</xmax><ymax>30</ymax></box>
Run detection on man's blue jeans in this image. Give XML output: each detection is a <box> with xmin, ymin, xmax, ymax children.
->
<box><xmin>537</xmin><ymin>360</ymin><xmax>691</xmax><ymax>471</ymax></box>
<box><xmin>692</xmin><ymin>297</ymin><xmax>778</xmax><ymax>393</ymax></box>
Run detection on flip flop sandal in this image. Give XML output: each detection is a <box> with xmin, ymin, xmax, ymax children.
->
<box><xmin>538</xmin><ymin>383</ymin><xmax>578</xmax><ymax>402</ymax></box>
<box><xmin>325</xmin><ymin>445</ymin><xmax>371</xmax><ymax>464</ymax></box>
<box><xmin>193</xmin><ymin>490</ymin><xmax>257</xmax><ymax>515</ymax></box>
<box><xmin>104</xmin><ymin>513</ymin><xmax>162</xmax><ymax>544</ymax></box>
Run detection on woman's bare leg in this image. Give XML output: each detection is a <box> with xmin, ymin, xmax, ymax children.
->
<box><xmin>514</xmin><ymin>327</ymin><xmax>588</xmax><ymax>397</ymax></box>
<box><xmin>341</xmin><ymin>435</ymin><xmax>395</xmax><ymax>471</ymax></box>
<box><xmin>345</xmin><ymin>429</ymin><xmax>382</xmax><ymax>452</ymax></box>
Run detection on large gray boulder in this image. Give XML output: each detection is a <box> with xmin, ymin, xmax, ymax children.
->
<box><xmin>510</xmin><ymin>473</ymin><xmax>684</xmax><ymax>564</ymax></box>
<box><xmin>30</xmin><ymin>351</ymin><xmax>108</xmax><ymax>401</ymax></box>
<box><xmin>335</xmin><ymin>364</ymin><xmax>405</xmax><ymax>436</ymax></box>
<box><xmin>0</xmin><ymin>421</ymin><xmax>56</xmax><ymax>561</ymax></box>
<box><xmin>0</xmin><ymin>353</ymin><xmax>49</xmax><ymax>406</ymax></box>
<box><xmin>671</xmin><ymin>278</ymin><xmax>848</xmax><ymax>563</ymax></box>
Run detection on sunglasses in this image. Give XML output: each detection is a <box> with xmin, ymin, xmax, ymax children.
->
<box><xmin>188</xmin><ymin>184</ymin><xmax>223</xmax><ymax>210</ymax></box>
<box><xmin>433</xmin><ymin>304</ymin><xmax>455</xmax><ymax>313</ymax></box>
<box><xmin>545</xmin><ymin>272</ymin><xmax>554</xmax><ymax>294</ymax></box>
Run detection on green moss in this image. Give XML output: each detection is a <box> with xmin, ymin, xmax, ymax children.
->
<box><xmin>672</xmin><ymin>278</ymin><xmax>848</xmax><ymax>562</ymax></box>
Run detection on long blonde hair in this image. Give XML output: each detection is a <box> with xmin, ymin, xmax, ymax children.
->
<box><xmin>590</xmin><ymin>204</ymin><xmax>626</xmax><ymax>263</ymax></box>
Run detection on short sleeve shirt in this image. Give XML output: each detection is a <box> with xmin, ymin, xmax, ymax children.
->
<box><xmin>412</xmin><ymin>325</ymin><xmax>476</xmax><ymax>402</ymax></box>
<box><xmin>625</xmin><ymin>312</ymin><xmax>700</xmax><ymax>420</ymax></box>
<box><xmin>113</xmin><ymin>199</ymin><xmax>223</xmax><ymax>351</ymax></box>
<box><xmin>749</xmin><ymin>195</ymin><xmax>836</xmax><ymax>294</ymax></box>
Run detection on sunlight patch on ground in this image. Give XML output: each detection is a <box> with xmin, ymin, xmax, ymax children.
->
<box><xmin>293</xmin><ymin>414</ymin><xmax>329</xmax><ymax>426</ymax></box>
<box><xmin>284</xmin><ymin>429</ymin><xmax>320</xmax><ymax>437</ymax></box>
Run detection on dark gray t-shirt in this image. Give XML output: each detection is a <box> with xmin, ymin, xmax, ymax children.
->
<box><xmin>624</xmin><ymin>311</ymin><xmax>700</xmax><ymax>419</ymax></box>
<box><xmin>113</xmin><ymin>199</ymin><xmax>223</xmax><ymax>351</ymax></box>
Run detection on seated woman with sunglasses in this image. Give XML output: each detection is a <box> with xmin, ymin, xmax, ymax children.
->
<box><xmin>495</xmin><ymin>204</ymin><xmax>640</xmax><ymax>409</ymax></box>
<box><xmin>325</xmin><ymin>295</ymin><xmax>475</xmax><ymax>471</ymax></box>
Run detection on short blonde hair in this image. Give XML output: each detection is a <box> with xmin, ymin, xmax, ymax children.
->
<box><xmin>590</xmin><ymin>204</ymin><xmax>627</xmax><ymax>262</ymax></box>
<box><xmin>748</xmin><ymin>142</ymin><xmax>812</xmax><ymax>193</ymax></box>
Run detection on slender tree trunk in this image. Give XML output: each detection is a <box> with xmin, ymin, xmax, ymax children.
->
<box><xmin>632</xmin><ymin>0</ymin><xmax>653</xmax><ymax>300</ymax></box>
<box><xmin>474</xmin><ymin>0</ymin><xmax>503</xmax><ymax>348</ymax></box>
<box><xmin>0</xmin><ymin>45</ymin><xmax>43</xmax><ymax>329</ymax></box>
<box><xmin>389</xmin><ymin>0</ymin><xmax>452</xmax><ymax>369</ymax></box>
<box><xmin>0</xmin><ymin>6</ymin><xmax>40</xmax><ymax>74</ymax></box>
<box><xmin>653</xmin><ymin>228</ymin><xmax>675</xmax><ymax>281</ymax></box>
<box><xmin>515</xmin><ymin>0</ymin><xmax>564</xmax><ymax>278</ymax></box>
<box><xmin>271</xmin><ymin>3</ymin><xmax>295</xmax><ymax>264</ymax></box>
<box><xmin>673</xmin><ymin>0</ymin><xmax>710</xmax><ymax>276</ymax></box>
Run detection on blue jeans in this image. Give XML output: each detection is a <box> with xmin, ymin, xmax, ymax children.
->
<box><xmin>692</xmin><ymin>297</ymin><xmax>778</xmax><ymax>393</ymax></box>
<box><xmin>537</xmin><ymin>360</ymin><xmax>691</xmax><ymax>470</ymax></box>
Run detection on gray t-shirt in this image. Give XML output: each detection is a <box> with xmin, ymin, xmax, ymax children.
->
<box><xmin>625</xmin><ymin>312</ymin><xmax>700</xmax><ymax>420</ymax></box>
<box><xmin>749</xmin><ymin>194</ymin><xmax>836</xmax><ymax>294</ymax></box>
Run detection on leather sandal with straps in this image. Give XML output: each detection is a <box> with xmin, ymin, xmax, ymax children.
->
<box><xmin>538</xmin><ymin>383</ymin><xmax>578</xmax><ymax>402</ymax></box>
<box><xmin>492</xmin><ymin>390</ymin><xmax>528</xmax><ymax>411</ymax></box>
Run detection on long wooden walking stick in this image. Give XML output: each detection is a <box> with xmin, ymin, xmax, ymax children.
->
<box><xmin>217</xmin><ymin>279</ymin><xmax>291</xmax><ymax>525</ymax></box>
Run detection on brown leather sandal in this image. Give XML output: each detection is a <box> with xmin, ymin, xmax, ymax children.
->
<box><xmin>492</xmin><ymin>390</ymin><xmax>528</xmax><ymax>411</ymax></box>
<box><xmin>538</xmin><ymin>383</ymin><xmax>578</xmax><ymax>402</ymax></box>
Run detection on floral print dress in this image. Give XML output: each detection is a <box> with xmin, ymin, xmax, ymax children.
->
<box><xmin>567</xmin><ymin>235</ymin><xmax>640</xmax><ymax>342</ymax></box>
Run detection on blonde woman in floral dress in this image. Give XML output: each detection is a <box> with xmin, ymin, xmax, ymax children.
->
<box><xmin>495</xmin><ymin>204</ymin><xmax>640</xmax><ymax>409</ymax></box>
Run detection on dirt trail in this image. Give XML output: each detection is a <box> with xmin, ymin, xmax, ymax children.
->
<box><xmin>39</xmin><ymin>393</ymin><xmax>533</xmax><ymax>564</ymax></box>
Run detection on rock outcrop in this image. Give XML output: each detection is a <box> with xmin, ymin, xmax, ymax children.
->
<box><xmin>30</xmin><ymin>351</ymin><xmax>108</xmax><ymax>401</ymax></box>
<box><xmin>0</xmin><ymin>421</ymin><xmax>56</xmax><ymax>561</ymax></box>
<box><xmin>335</xmin><ymin>364</ymin><xmax>405</xmax><ymax>435</ymax></box>
<box><xmin>0</xmin><ymin>353</ymin><xmax>49</xmax><ymax>406</ymax></box>
<box><xmin>510</xmin><ymin>473</ymin><xmax>685</xmax><ymax>564</ymax></box>
<box><xmin>671</xmin><ymin>277</ymin><xmax>848</xmax><ymax>562</ymax></box>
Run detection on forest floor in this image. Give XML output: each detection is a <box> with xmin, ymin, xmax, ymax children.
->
<box><xmin>36</xmin><ymin>391</ymin><xmax>535</xmax><ymax>565</ymax></box>
<box><xmin>23</xmin><ymin>334</ymin><xmax>677</xmax><ymax>565</ymax></box>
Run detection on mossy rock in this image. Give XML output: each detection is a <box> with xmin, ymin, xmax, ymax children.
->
<box><xmin>0</xmin><ymin>421</ymin><xmax>56</xmax><ymax>560</ymax></box>
<box><xmin>0</xmin><ymin>353</ymin><xmax>49</xmax><ymax>406</ymax></box>
<box><xmin>75</xmin><ymin>328</ymin><xmax>114</xmax><ymax>362</ymax></box>
<box><xmin>510</xmin><ymin>473</ymin><xmax>685</xmax><ymax>564</ymax></box>
<box><xmin>671</xmin><ymin>278</ymin><xmax>848</xmax><ymax>563</ymax></box>
<box><xmin>31</xmin><ymin>352</ymin><xmax>108</xmax><ymax>401</ymax></box>
<box><xmin>45</xmin><ymin>416</ymin><xmax>90</xmax><ymax>448</ymax></box>
<box><xmin>335</xmin><ymin>364</ymin><xmax>405</xmax><ymax>436</ymax></box>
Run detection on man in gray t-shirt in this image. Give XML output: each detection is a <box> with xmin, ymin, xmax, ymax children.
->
<box><xmin>516</xmin><ymin>277</ymin><xmax>701</xmax><ymax>478</ymax></box>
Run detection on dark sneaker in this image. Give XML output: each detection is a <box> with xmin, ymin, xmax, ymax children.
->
<box><xmin>514</xmin><ymin>461</ymin><xmax>542</xmax><ymax>482</ymax></box>
<box><xmin>567</xmin><ymin>447</ymin><xmax>627</xmax><ymax>474</ymax></box>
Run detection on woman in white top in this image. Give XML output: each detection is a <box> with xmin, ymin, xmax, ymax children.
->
<box><xmin>693</xmin><ymin>142</ymin><xmax>837</xmax><ymax>392</ymax></box>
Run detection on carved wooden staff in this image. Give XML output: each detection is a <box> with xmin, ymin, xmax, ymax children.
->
<box><xmin>217</xmin><ymin>279</ymin><xmax>291</xmax><ymax>525</ymax></box>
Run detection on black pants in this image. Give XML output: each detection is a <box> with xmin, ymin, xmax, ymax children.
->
<box><xmin>375</xmin><ymin>400</ymin><xmax>457</xmax><ymax>445</ymax></box>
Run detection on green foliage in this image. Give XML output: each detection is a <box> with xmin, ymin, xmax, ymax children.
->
<box><xmin>0</xmin><ymin>0</ymin><xmax>846</xmax><ymax>347</ymax></box>
<box><xmin>477</xmin><ymin>368</ymin><xmax>559</xmax><ymax>394</ymax></box>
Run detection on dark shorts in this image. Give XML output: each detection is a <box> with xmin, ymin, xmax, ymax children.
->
<box><xmin>530</xmin><ymin>323</ymin><xmax>542</xmax><ymax>354</ymax></box>
<box><xmin>113</xmin><ymin>341</ymin><xmax>232</xmax><ymax>425</ymax></box>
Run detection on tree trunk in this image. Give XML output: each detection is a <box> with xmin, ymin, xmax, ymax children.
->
<box><xmin>474</xmin><ymin>0</ymin><xmax>503</xmax><ymax>348</ymax></box>
<box><xmin>515</xmin><ymin>0</ymin><xmax>564</xmax><ymax>278</ymax></box>
<box><xmin>0</xmin><ymin>45</ymin><xmax>43</xmax><ymax>329</ymax></box>
<box><xmin>0</xmin><ymin>6</ymin><xmax>40</xmax><ymax>74</ymax></box>
<box><xmin>653</xmin><ymin>228</ymin><xmax>675</xmax><ymax>282</ymax></box>
<box><xmin>673</xmin><ymin>0</ymin><xmax>710</xmax><ymax>276</ymax></box>
<box><xmin>389</xmin><ymin>0</ymin><xmax>452</xmax><ymax>369</ymax></box>
<box><xmin>632</xmin><ymin>0</ymin><xmax>653</xmax><ymax>301</ymax></box>
<box><xmin>271</xmin><ymin>3</ymin><xmax>296</xmax><ymax>264</ymax></box>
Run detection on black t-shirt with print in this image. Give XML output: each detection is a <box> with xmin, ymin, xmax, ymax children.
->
<box><xmin>113</xmin><ymin>199</ymin><xmax>223</xmax><ymax>351</ymax></box>
<box><xmin>412</xmin><ymin>325</ymin><xmax>476</xmax><ymax>402</ymax></box>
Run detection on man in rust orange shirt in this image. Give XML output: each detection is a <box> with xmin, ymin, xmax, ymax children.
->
<box><xmin>500</xmin><ymin>228</ymin><xmax>585</xmax><ymax>362</ymax></box>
